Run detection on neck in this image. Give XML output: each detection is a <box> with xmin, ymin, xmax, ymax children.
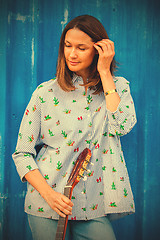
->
<box><xmin>55</xmin><ymin>186</ymin><xmax>73</xmax><ymax>240</ymax></box>
<box><xmin>75</xmin><ymin>71</ymin><xmax>89</xmax><ymax>84</ymax></box>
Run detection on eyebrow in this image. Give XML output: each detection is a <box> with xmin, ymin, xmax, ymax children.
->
<box><xmin>65</xmin><ymin>40</ymin><xmax>89</xmax><ymax>47</ymax></box>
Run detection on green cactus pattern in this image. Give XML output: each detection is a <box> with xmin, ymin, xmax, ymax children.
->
<box><xmin>53</xmin><ymin>97</ymin><xmax>59</xmax><ymax>106</ymax></box>
<box><xmin>87</xmin><ymin>95</ymin><xmax>93</xmax><ymax>104</ymax></box>
<box><xmin>39</xmin><ymin>96</ymin><xmax>46</xmax><ymax>103</ymax></box>
<box><xmin>56</xmin><ymin>161</ymin><xmax>63</xmax><ymax>170</ymax></box>
<box><xmin>61</xmin><ymin>130</ymin><xmax>67</xmax><ymax>138</ymax></box>
<box><xmin>48</xmin><ymin>129</ymin><xmax>54</xmax><ymax>136</ymax></box>
<box><xmin>111</xmin><ymin>182</ymin><xmax>116</xmax><ymax>190</ymax></box>
<box><xmin>14</xmin><ymin>77</ymin><xmax>136</xmax><ymax>220</ymax></box>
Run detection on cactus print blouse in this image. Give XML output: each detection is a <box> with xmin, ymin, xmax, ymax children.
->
<box><xmin>12</xmin><ymin>74</ymin><xmax>137</xmax><ymax>221</ymax></box>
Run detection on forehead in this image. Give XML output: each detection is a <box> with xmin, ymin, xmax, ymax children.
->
<box><xmin>65</xmin><ymin>28</ymin><xmax>93</xmax><ymax>45</ymax></box>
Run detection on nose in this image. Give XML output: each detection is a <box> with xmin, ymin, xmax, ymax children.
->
<box><xmin>70</xmin><ymin>48</ymin><xmax>78</xmax><ymax>58</ymax></box>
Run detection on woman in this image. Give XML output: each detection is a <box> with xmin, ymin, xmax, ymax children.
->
<box><xmin>13</xmin><ymin>15</ymin><xmax>137</xmax><ymax>240</ymax></box>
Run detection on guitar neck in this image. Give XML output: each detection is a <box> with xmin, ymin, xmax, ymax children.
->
<box><xmin>55</xmin><ymin>186</ymin><xmax>73</xmax><ymax>240</ymax></box>
<box><xmin>55</xmin><ymin>148</ymin><xmax>92</xmax><ymax>240</ymax></box>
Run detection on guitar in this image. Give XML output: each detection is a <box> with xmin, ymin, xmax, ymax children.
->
<box><xmin>55</xmin><ymin>148</ymin><xmax>92</xmax><ymax>240</ymax></box>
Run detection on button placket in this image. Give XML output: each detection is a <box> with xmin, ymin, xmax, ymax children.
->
<box><xmin>84</xmin><ymin>91</ymin><xmax>94</xmax><ymax>146</ymax></box>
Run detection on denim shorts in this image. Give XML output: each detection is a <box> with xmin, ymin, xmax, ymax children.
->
<box><xmin>28</xmin><ymin>214</ymin><xmax>116</xmax><ymax>240</ymax></box>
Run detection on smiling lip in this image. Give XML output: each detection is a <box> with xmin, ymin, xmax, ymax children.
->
<box><xmin>68</xmin><ymin>61</ymin><xmax>80</xmax><ymax>66</ymax></box>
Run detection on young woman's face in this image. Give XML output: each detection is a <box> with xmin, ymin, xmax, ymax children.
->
<box><xmin>64</xmin><ymin>28</ymin><xmax>96</xmax><ymax>79</ymax></box>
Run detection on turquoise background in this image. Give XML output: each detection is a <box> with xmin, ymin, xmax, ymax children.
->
<box><xmin>0</xmin><ymin>0</ymin><xmax>160</xmax><ymax>239</ymax></box>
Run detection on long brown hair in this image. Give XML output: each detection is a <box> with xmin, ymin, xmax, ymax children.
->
<box><xmin>56</xmin><ymin>15</ymin><xmax>117</xmax><ymax>94</ymax></box>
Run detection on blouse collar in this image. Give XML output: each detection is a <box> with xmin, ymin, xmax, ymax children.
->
<box><xmin>72</xmin><ymin>73</ymin><xmax>83</xmax><ymax>84</ymax></box>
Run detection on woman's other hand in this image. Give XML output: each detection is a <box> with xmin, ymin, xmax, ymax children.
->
<box><xmin>94</xmin><ymin>39</ymin><xmax>115</xmax><ymax>77</ymax></box>
<box><xmin>42</xmin><ymin>188</ymin><xmax>73</xmax><ymax>218</ymax></box>
<box><xmin>25</xmin><ymin>169</ymin><xmax>73</xmax><ymax>218</ymax></box>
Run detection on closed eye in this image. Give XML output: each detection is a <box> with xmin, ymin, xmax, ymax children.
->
<box><xmin>79</xmin><ymin>47</ymin><xmax>86</xmax><ymax>51</ymax></box>
<box><xmin>64</xmin><ymin>42</ymin><xmax>87</xmax><ymax>51</ymax></box>
<box><xmin>64</xmin><ymin>43</ymin><xmax>71</xmax><ymax>47</ymax></box>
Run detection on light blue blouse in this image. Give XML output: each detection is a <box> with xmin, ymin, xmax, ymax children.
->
<box><xmin>12</xmin><ymin>74</ymin><xmax>137</xmax><ymax>221</ymax></box>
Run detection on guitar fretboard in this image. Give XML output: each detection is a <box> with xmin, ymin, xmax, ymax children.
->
<box><xmin>55</xmin><ymin>186</ymin><xmax>72</xmax><ymax>240</ymax></box>
<box><xmin>55</xmin><ymin>216</ymin><xmax>66</xmax><ymax>239</ymax></box>
<box><xmin>55</xmin><ymin>148</ymin><xmax>91</xmax><ymax>240</ymax></box>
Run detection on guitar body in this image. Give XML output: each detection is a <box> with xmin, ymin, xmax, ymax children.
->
<box><xmin>55</xmin><ymin>148</ymin><xmax>92</xmax><ymax>240</ymax></box>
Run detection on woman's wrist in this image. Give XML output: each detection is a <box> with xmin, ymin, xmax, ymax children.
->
<box><xmin>25</xmin><ymin>169</ymin><xmax>53</xmax><ymax>199</ymax></box>
<box><xmin>99</xmin><ymin>71</ymin><xmax>121</xmax><ymax>112</ymax></box>
<box><xmin>40</xmin><ymin>182</ymin><xmax>54</xmax><ymax>199</ymax></box>
<box><xmin>99</xmin><ymin>69</ymin><xmax>112</xmax><ymax>78</ymax></box>
<box><xmin>100</xmin><ymin>71</ymin><xmax>116</xmax><ymax>92</ymax></box>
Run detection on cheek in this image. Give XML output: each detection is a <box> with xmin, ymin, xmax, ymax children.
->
<box><xmin>64</xmin><ymin>48</ymin><xmax>68</xmax><ymax>59</ymax></box>
<box><xmin>85</xmin><ymin>52</ymin><xmax>95</xmax><ymax>65</ymax></box>
<box><xmin>64</xmin><ymin>47</ymin><xmax>72</xmax><ymax>58</ymax></box>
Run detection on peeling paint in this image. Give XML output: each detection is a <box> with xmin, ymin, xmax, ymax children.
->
<box><xmin>8</xmin><ymin>13</ymin><xmax>11</xmax><ymax>24</ymax></box>
<box><xmin>7</xmin><ymin>12</ymin><xmax>33</xmax><ymax>23</ymax></box>
<box><xmin>31</xmin><ymin>37</ymin><xmax>35</xmax><ymax>68</ymax></box>
<box><xmin>61</xmin><ymin>9</ymin><xmax>68</xmax><ymax>31</ymax></box>
<box><xmin>0</xmin><ymin>191</ymin><xmax>26</xmax><ymax>199</ymax></box>
<box><xmin>0</xmin><ymin>193</ymin><xmax>8</xmax><ymax>200</ymax></box>
<box><xmin>1</xmin><ymin>0</ymin><xmax>160</xmax><ymax>239</ymax></box>
<box><xmin>96</xmin><ymin>0</ymin><xmax>101</xmax><ymax>8</ymax></box>
<box><xmin>16</xmin><ymin>13</ymin><xmax>28</xmax><ymax>23</ymax></box>
<box><xmin>0</xmin><ymin>135</ymin><xmax>4</xmax><ymax>187</ymax></box>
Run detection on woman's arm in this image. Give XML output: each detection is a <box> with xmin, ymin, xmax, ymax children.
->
<box><xmin>12</xmin><ymin>86</ymin><xmax>73</xmax><ymax>217</ymax></box>
<box><xmin>94</xmin><ymin>39</ymin><xmax>120</xmax><ymax>112</ymax></box>
<box><xmin>25</xmin><ymin>169</ymin><xmax>73</xmax><ymax>218</ymax></box>
<box><xmin>100</xmin><ymin>71</ymin><xmax>121</xmax><ymax>112</ymax></box>
<box><xmin>94</xmin><ymin>40</ymin><xmax>137</xmax><ymax>135</ymax></box>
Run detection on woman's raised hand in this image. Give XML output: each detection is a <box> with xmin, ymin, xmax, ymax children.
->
<box><xmin>94</xmin><ymin>39</ymin><xmax>115</xmax><ymax>76</ymax></box>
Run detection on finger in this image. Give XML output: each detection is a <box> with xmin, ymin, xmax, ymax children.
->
<box><xmin>55</xmin><ymin>208</ymin><xmax>66</xmax><ymax>218</ymax></box>
<box><xmin>61</xmin><ymin>202</ymin><xmax>73</xmax><ymax>213</ymax></box>
<box><xmin>94</xmin><ymin>43</ymin><xmax>103</xmax><ymax>55</ymax></box>
<box><xmin>101</xmin><ymin>39</ymin><xmax>114</xmax><ymax>45</ymax></box>
<box><xmin>94</xmin><ymin>41</ymin><xmax>107</xmax><ymax>52</ymax></box>
<box><xmin>57</xmin><ymin>202</ymin><xmax>72</xmax><ymax>215</ymax></box>
<box><xmin>61</xmin><ymin>195</ymin><xmax>74</xmax><ymax>207</ymax></box>
<box><xmin>50</xmin><ymin>199</ymin><xmax>72</xmax><ymax>217</ymax></box>
<box><xmin>100</xmin><ymin>41</ymin><xmax>112</xmax><ymax>52</ymax></box>
<box><xmin>59</xmin><ymin>196</ymin><xmax>73</xmax><ymax>212</ymax></box>
<box><xmin>95</xmin><ymin>41</ymin><xmax>113</xmax><ymax>56</ymax></box>
<box><xmin>98</xmin><ymin>39</ymin><xmax>114</xmax><ymax>50</ymax></box>
<box><xmin>50</xmin><ymin>194</ymin><xmax>72</xmax><ymax>213</ymax></box>
<box><xmin>101</xmin><ymin>39</ymin><xmax>114</xmax><ymax>44</ymax></box>
<box><xmin>98</xmin><ymin>41</ymin><xmax>115</xmax><ymax>57</ymax></box>
<box><xmin>101</xmin><ymin>39</ymin><xmax>115</xmax><ymax>52</ymax></box>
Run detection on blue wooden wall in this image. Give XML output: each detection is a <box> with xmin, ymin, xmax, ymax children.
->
<box><xmin>0</xmin><ymin>0</ymin><xmax>160</xmax><ymax>239</ymax></box>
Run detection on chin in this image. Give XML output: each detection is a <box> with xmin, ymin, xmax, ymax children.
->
<box><xmin>68</xmin><ymin>65</ymin><xmax>81</xmax><ymax>72</ymax></box>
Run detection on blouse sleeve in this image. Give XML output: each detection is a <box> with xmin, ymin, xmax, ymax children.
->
<box><xmin>107</xmin><ymin>77</ymin><xmax>137</xmax><ymax>136</ymax></box>
<box><xmin>12</xmin><ymin>88</ymin><xmax>41</xmax><ymax>182</ymax></box>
